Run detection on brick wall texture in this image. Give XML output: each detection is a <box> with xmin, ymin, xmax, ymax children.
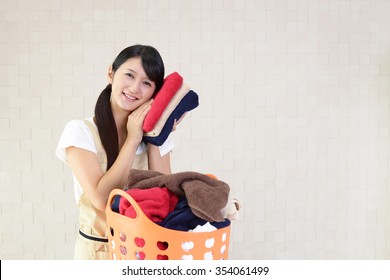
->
<box><xmin>1</xmin><ymin>0</ymin><xmax>390</xmax><ymax>259</ymax></box>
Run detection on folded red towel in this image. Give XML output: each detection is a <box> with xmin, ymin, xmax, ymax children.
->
<box><xmin>119</xmin><ymin>187</ymin><xmax>179</xmax><ymax>223</ymax></box>
<box><xmin>143</xmin><ymin>72</ymin><xmax>183</xmax><ymax>132</ymax></box>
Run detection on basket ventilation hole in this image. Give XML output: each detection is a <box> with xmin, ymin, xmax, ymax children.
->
<box><xmin>119</xmin><ymin>232</ymin><xmax>126</xmax><ymax>242</ymax></box>
<box><xmin>220</xmin><ymin>244</ymin><xmax>226</xmax><ymax>254</ymax></box>
<box><xmin>110</xmin><ymin>227</ymin><xmax>114</xmax><ymax>237</ymax></box>
<box><xmin>157</xmin><ymin>241</ymin><xmax>169</xmax><ymax>251</ymax></box>
<box><xmin>111</xmin><ymin>240</ymin><xmax>115</xmax><ymax>250</ymax></box>
<box><xmin>120</xmin><ymin>245</ymin><xmax>127</xmax><ymax>256</ymax></box>
<box><xmin>181</xmin><ymin>241</ymin><xmax>194</xmax><ymax>251</ymax></box>
<box><xmin>205</xmin><ymin>238</ymin><xmax>215</xmax><ymax>248</ymax></box>
<box><xmin>204</xmin><ymin>251</ymin><xmax>213</xmax><ymax>260</ymax></box>
<box><xmin>135</xmin><ymin>251</ymin><xmax>145</xmax><ymax>260</ymax></box>
<box><xmin>134</xmin><ymin>237</ymin><xmax>145</xmax><ymax>248</ymax></box>
<box><xmin>181</xmin><ymin>254</ymin><xmax>193</xmax><ymax>260</ymax></box>
<box><xmin>112</xmin><ymin>253</ymin><xmax>116</xmax><ymax>260</ymax></box>
<box><xmin>222</xmin><ymin>232</ymin><xmax>227</xmax><ymax>242</ymax></box>
<box><xmin>157</xmin><ymin>254</ymin><xmax>169</xmax><ymax>260</ymax></box>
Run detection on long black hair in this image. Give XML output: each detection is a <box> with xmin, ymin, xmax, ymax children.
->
<box><xmin>94</xmin><ymin>45</ymin><xmax>165</xmax><ymax>170</ymax></box>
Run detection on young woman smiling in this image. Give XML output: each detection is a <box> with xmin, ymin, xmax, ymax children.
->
<box><xmin>56</xmin><ymin>45</ymin><xmax>178</xmax><ymax>259</ymax></box>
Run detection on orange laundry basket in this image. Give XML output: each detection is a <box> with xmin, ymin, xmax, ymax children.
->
<box><xmin>106</xmin><ymin>188</ymin><xmax>231</xmax><ymax>260</ymax></box>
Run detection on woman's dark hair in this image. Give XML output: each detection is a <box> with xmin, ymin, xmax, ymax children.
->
<box><xmin>94</xmin><ymin>45</ymin><xmax>165</xmax><ymax>170</ymax></box>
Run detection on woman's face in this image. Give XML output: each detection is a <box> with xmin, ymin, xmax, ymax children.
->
<box><xmin>108</xmin><ymin>57</ymin><xmax>156</xmax><ymax>114</ymax></box>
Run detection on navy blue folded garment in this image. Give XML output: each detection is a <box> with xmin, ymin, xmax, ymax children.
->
<box><xmin>157</xmin><ymin>197</ymin><xmax>230</xmax><ymax>231</ymax></box>
<box><xmin>143</xmin><ymin>90</ymin><xmax>199</xmax><ymax>146</ymax></box>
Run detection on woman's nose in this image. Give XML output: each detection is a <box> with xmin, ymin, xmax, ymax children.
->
<box><xmin>129</xmin><ymin>81</ymin><xmax>141</xmax><ymax>94</ymax></box>
<box><xmin>129</xmin><ymin>85</ymin><xmax>139</xmax><ymax>95</ymax></box>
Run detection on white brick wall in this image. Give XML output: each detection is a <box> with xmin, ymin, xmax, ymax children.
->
<box><xmin>1</xmin><ymin>0</ymin><xmax>390</xmax><ymax>259</ymax></box>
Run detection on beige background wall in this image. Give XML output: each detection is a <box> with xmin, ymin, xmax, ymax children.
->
<box><xmin>1</xmin><ymin>0</ymin><xmax>390</xmax><ymax>259</ymax></box>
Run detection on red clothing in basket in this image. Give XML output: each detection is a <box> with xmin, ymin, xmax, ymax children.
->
<box><xmin>119</xmin><ymin>187</ymin><xmax>179</xmax><ymax>223</ymax></box>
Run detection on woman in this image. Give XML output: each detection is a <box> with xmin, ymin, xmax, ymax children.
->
<box><xmin>56</xmin><ymin>45</ymin><xmax>177</xmax><ymax>259</ymax></box>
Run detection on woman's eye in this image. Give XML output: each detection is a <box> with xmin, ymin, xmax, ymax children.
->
<box><xmin>143</xmin><ymin>81</ymin><xmax>152</xmax><ymax>87</ymax></box>
<box><xmin>126</xmin><ymin>73</ymin><xmax>134</xmax><ymax>78</ymax></box>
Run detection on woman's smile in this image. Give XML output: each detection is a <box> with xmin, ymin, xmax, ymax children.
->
<box><xmin>122</xmin><ymin>92</ymin><xmax>139</xmax><ymax>102</ymax></box>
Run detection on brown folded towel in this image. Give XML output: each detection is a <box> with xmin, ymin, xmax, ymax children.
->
<box><xmin>125</xmin><ymin>169</ymin><xmax>230</xmax><ymax>222</ymax></box>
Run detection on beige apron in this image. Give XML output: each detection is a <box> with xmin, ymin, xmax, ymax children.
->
<box><xmin>74</xmin><ymin>119</ymin><xmax>148</xmax><ymax>260</ymax></box>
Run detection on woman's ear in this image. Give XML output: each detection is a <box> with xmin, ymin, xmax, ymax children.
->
<box><xmin>107</xmin><ymin>66</ymin><xmax>114</xmax><ymax>84</ymax></box>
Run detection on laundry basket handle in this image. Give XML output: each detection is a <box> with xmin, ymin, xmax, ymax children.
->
<box><xmin>106</xmin><ymin>188</ymin><xmax>145</xmax><ymax>221</ymax></box>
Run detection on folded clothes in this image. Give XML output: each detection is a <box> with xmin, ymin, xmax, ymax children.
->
<box><xmin>125</xmin><ymin>169</ymin><xmax>230</xmax><ymax>222</ymax></box>
<box><xmin>144</xmin><ymin>83</ymin><xmax>190</xmax><ymax>137</ymax></box>
<box><xmin>143</xmin><ymin>72</ymin><xmax>183</xmax><ymax>132</ymax></box>
<box><xmin>118</xmin><ymin>187</ymin><xmax>179</xmax><ymax>223</ymax></box>
<box><xmin>157</xmin><ymin>197</ymin><xmax>230</xmax><ymax>231</ymax></box>
<box><xmin>143</xmin><ymin>90</ymin><xmax>199</xmax><ymax>146</ymax></box>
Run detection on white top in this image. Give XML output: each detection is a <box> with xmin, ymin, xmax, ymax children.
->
<box><xmin>56</xmin><ymin>117</ymin><xmax>174</xmax><ymax>203</ymax></box>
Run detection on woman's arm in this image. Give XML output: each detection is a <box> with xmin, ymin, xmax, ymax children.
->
<box><xmin>67</xmin><ymin>138</ymin><xmax>139</xmax><ymax>211</ymax></box>
<box><xmin>147</xmin><ymin>113</ymin><xmax>187</xmax><ymax>175</ymax></box>
<box><xmin>66</xmin><ymin>101</ymin><xmax>152</xmax><ymax>211</ymax></box>
<box><xmin>147</xmin><ymin>143</ymin><xmax>171</xmax><ymax>174</ymax></box>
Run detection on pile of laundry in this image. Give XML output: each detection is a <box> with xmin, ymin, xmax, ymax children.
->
<box><xmin>111</xmin><ymin>169</ymin><xmax>240</xmax><ymax>232</ymax></box>
<box><xmin>142</xmin><ymin>72</ymin><xmax>199</xmax><ymax>146</ymax></box>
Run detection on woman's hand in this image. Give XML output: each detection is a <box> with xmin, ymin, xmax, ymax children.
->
<box><xmin>172</xmin><ymin>112</ymin><xmax>187</xmax><ymax>132</ymax></box>
<box><xmin>126</xmin><ymin>99</ymin><xmax>153</xmax><ymax>144</ymax></box>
